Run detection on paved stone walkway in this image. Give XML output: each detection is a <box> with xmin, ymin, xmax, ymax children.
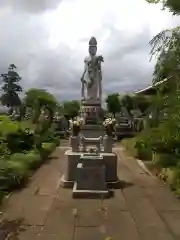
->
<box><xmin>1</xmin><ymin>141</ymin><xmax>180</xmax><ymax>239</ymax></box>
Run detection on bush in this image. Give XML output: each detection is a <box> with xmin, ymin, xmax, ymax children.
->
<box><xmin>153</xmin><ymin>153</ymin><xmax>179</xmax><ymax>168</ymax></box>
<box><xmin>9</xmin><ymin>150</ymin><xmax>41</xmax><ymax>170</ymax></box>
<box><xmin>121</xmin><ymin>136</ymin><xmax>152</xmax><ymax>160</ymax></box>
<box><xmin>0</xmin><ymin>117</ymin><xmax>35</xmax><ymax>153</ymax></box>
<box><xmin>6</xmin><ymin>128</ymin><xmax>35</xmax><ymax>153</ymax></box>
<box><xmin>0</xmin><ymin>160</ymin><xmax>29</xmax><ymax>191</ymax></box>
<box><xmin>121</xmin><ymin>138</ymin><xmax>138</xmax><ymax>158</ymax></box>
<box><xmin>40</xmin><ymin>142</ymin><xmax>56</xmax><ymax>159</ymax></box>
<box><xmin>0</xmin><ymin>115</ymin><xmax>59</xmax><ymax>197</ymax></box>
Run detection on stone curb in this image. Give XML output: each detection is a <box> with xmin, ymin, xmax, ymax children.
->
<box><xmin>136</xmin><ymin>159</ymin><xmax>154</xmax><ymax>177</ymax></box>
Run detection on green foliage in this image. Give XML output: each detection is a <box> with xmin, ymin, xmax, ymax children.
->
<box><xmin>120</xmin><ymin>95</ymin><xmax>134</xmax><ymax>112</ymax></box>
<box><xmin>150</xmin><ymin>27</ymin><xmax>180</xmax><ymax>84</ymax></box>
<box><xmin>62</xmin><ymin>100</ymin><xmax>80</xmax><ymax>118</ymax></box>
<box><xmin>0</xmin><ymin>64</ymin><xmax>22</xmax><ymax>108</ymax></box>
<box><xmin>24</xmin><ymin>88</ymin><xmax>57</xmax><ymax>124</ymax></box>
<box><xmin>146</xmin><ymin>0</ymin><xmax>180</xmax><ymax>15</ymax></box>
<box><xmin>0</xmin><ymin>160</ymin><xmax>29</xmax><ymax>191</ymax></box>
<box><xmin>24</xmin><ymin>88</ymin><xmax>57</xmax><ymax>109</ymax></box>
<box><xmin>40</xmin><ymin>142</ymin><xmax>56</xmax><ymax>158</ymax></box>
<box><xmin>9</xmin><ymin>151</ymin><xmax>41</xmax><ymax>170</ymax></box>
<box><xmin>153</xmin><ymin>154</ymin><xmax>179</xmax><ymax>168</ymax></box>
<box><xmin>0</xmin><ymin>117</ymin><xmax>35</xmax><ymax>153</ymax></box>
<box><xmin>132</xmin><ymin>95</ymin><xmax>151</xmax><ymax>113</ymax></box>
<box><xmin>105</xmin><ymin>93</ymin><xmax>121</xmax><ymax>117</ymax></box>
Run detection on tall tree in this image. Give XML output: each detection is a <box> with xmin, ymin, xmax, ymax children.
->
<box><xmin>0</xmin><ymin>64</ymin><xmax>22</xmax><ymax>110</ymax></box>
<box><xmin>24</xmin><ymin>88</ymin><xmax>57</xmax><ymax>124</ymax></box>
<box><xmin>150</xmin><ymin>27</ymin><xmax>180</xmax><ymax>84</ymax></box>
<box><xmin>120</xmin><ymin>94</ymin><xmax>134</xmax><ymax>112</ymax></box>
<box><xmin>105</xmin><ymin>93</ymin><xmax>121</xmax><ymax>117</ymax></box>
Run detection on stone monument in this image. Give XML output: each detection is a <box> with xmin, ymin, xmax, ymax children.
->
<box><xmin>60</xmin><ymin>37</ymin><xmax>119</xmax><ymax>198</ymax></box>
<box><xmin>79</xmin><ymin>37</ymin><xmax>104</xmax><ymax>137</ymax></box>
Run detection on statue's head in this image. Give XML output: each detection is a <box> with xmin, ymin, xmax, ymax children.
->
<box><xmin>89</xmin><ymin>37</ymin><xmax>97</xmax><ymax>56</ymax></box>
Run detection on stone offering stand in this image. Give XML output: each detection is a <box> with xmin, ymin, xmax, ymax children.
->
<box><xmin>60</xmin><ymin>134</ymin><xmax>118</xmax><ymax>198</ymax></box>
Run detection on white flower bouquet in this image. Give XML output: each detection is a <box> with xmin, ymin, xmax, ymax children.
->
<box><xmin>103</xmin><ymin>117</ymin><xmax>116</xmax><ymax>136</ymax></box>
<box><xmin>69</xmin><ymin>117</ymin><xmax>84</xmax><ymax>136</ymax></box>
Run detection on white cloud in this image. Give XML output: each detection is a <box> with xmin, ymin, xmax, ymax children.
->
<box><xmin>0</xmin><ymin>0</ymin><xmax>179</xmax><ymax>101</ymax></box>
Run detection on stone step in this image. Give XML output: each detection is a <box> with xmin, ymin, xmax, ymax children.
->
<box><xmin>72</xmin><ymin>182</ymin><xmax>109</xmax><ymax>199</ymax></box>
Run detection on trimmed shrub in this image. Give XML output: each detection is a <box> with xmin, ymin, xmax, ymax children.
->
<box><xmin>0</xmin><ymin>160</ymin><xmax>29</xmax><ymax>191</ymax></box>
<box><xmin>41</xmin><ymin>142</ymin><xmax>56</xmax><ymax>159</ymax></box>
<box><xmin>153</xmin><ymin>153</ymin><xmax>179</xmax><ymax>168</ymax></box>
<box><xmin>6</xmin><ymin>128</ymin><xmax>35</xmax><ymax>153</ymax></box>
<box><xmin>9</xmin><ymin>150</ymin><xmax>41</xmax><ymax>170</ymax></box>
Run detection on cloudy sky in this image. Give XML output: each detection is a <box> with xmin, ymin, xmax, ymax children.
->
<box><xmin>0</xmin><ymin>0</ymin><xmax>179</xmax><ymax>101</ymax></box>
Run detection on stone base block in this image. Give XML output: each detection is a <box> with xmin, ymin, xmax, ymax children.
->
<box><xmin>81</xmin><ymin>124</ymin><xmax>103</xmax><ymax>138</ymax></box>
<box><xmin>101</xmin><ymin>153</ymin><xmax>118</xmax><ymax>182</ymax></box>
<box><xmin>72</xmin><ymin>182</ymin><xmax>109</xmax><ymax>199</ymax></box>
<box><xmin>63</xmin><ymin>150</ymin><xmax>81</xmax><ymax>182</ymax></box>
<box><xmin>76</xmin><ymin>163</ymin><xmax>107</xmax><ymax>191</ymax></box>
<box><xmin>60</xmin><ymin>174</ymin><xmax>74</xmax><ymax>188</ymax></box>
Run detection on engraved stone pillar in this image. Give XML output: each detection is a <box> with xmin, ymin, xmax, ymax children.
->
<box><xmin>70</xmin><ymin>136</ymin><xmax>80</xmax><ymax>152</ymax></box>
<box><xmin>103</xmin><ymin>135</ymin><xmax>113</xmax><ymax>153</ymax></box>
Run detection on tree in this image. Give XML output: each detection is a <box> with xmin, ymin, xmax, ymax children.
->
<box><xmin>150</xmin><ymin>27</ymin><xmax>180</xmax><ymax>84</ymax></box>
<box><xmin>146</xmin><ymin>0</ymin><xmax>180</xmax><ymax>15</ymax></box>
<box><xmin>120</xmin><ymin>95</ymin><xmax>134</xmax><ymax>112</ymax></box>
<box><xmin>24</xmin><ymin>88</ymin><xmax>57</xmax><ymax>124</ymax></box>
<box><xmin>132</xmin><ymin>95</ymin><xmax>151</xmax><ymax>113</ymax></box>
<box><xmin>105</xmin><ymin>93</ymin><xmax>121</xmax><ymax>117</ymax></box>
<box><xmin>62</xmin><ymin>100</ymin><xmax>80</xmax><ymax>119</ymax></box>
<box><xmin>0</xmin><ymin>64</ymin><xmax>22</xmax><ymax>110</ymax></box>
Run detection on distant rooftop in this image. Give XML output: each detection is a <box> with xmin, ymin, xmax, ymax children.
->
<box><xmin>134</xmin><ymin>77</ymin><xmax>172</xmax><ymax>95</ymax></box>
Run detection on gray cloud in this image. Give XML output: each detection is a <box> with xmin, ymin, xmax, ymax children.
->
<box><xmin>0</xmin><ymin>0</ymin><xmax>63</xmax><ymax>13</ymax></box>
<box><xmin>0</xmin><ymin>1</ymin><xmax>179</xmax><ymax>103</ymax></box>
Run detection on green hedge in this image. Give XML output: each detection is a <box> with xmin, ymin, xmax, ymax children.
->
<box><xmin>0</xmin><ymin>140</ymin><xmax>58</xmax><ymax>193</ymax></box>
<box><xmin>121</xmin><ymin>137</ymin><xmax>152</xmax><ymax>161</ymax></box>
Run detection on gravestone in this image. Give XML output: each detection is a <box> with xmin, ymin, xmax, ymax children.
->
<box><xmin>73</xmin><ymin>154</ymin><xmax>108</xmax><ymax>197</ymax></box>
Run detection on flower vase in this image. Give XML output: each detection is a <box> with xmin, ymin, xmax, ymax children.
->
<box><xmin>103</xmin><ymin>134</ymin><xmax>113</xmax><ymax>153</ymax></box>
<box><xmin>72</xmin><ymin>126</ymin><xmax>80</xmax><ymax>137</ymax></box>
<box><xmin>70</xmin><ymin>135</ymin><xmax>80</xmax><ymax>152</ymax></box>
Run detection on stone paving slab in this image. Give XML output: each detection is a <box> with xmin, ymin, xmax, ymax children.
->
<box><xmin>38</xmin><ymin>201</ymin><xmax>75</xmax><ymax>240</ymax></box>
<box><xmin>2</xmin><ymin>193</ymin><xmax>54</xmax><ymax>225</ymax></box>
<box><xmin>74</xmin><ymin>227</ymin><xmax>105</xmax><ymax>240</ymax></box>
<box><xmin>1</xmin><ymin>145</ymin><xmax>180</xmax><ymax>239</ymax></box>
<box><xmin>128</xmin><ymin>197</ymin><xmax>174</xmax><ymax>240</ymax></box>
<box><xmin>145</xmin><ymin>186</ymin><xmax>180</xmax><ymax>211</ymax></box>
<box><xmin>102</xmin><ymin>189</ymin><xmax>128</xmax><ymax>211</ymax></box>
<box><xmin>161</xmin><ymin>210</ymin><xmax>180</xmax><ymax>239</ymax></box>
<box><xmin>101</xmin><ymin>209</ymin><xmax>139</xmax><ymax>240</ymax></box>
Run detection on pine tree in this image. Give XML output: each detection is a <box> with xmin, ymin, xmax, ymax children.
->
<box><xmin>0</xmin><ymin>64</ymin><xmax>22</xmax><ymax>110</ymax></box>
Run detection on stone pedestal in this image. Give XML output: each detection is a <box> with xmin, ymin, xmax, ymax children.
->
<box><xmin>73</xmin><ymin>154</ymin><xmax>109</xmax><ymax>198</ymax></box>
<box><xmin>103</xmin><ymin>135</ymin><xmax>113</xmax><ymax>153</ymax></box>
<box><xmin>60</xmin><ymin>150</ymin><xmax>81</xmax><ymax>187</ymax></box>
<box><xmin>81</xmin><ymin>124</ymin><xmax>103</xmax><ymax>138</ymax></box>
<box><xmin>70</xmin><ymin>136</ymin><xmax>80</xmax><ymax>152</ymax></box>
<box><xmin>75</xmin><ymin>163</ymin><xmax>106</xmax><ymax>190</ymax></box>
<box><xmin>61</xmin><ymin>151</ymin><xmax>118</xmax><ymax>189</ymax></box>
<box><xmin>101</xmin><ymin>153</ymin><xmax>118</xmax><ymax>182</ymax></box>
<box><xmin>79</xmin><ymin>99</ymin><xmax>102</xmax><ymax>125</ymax></box>
<box><xmin>81</xmin><ymin>136</ymin><xmax>102</xmax><ymax>152</ymax></box>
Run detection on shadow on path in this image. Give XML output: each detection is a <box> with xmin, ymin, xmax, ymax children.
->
<box><xmin>0</xmin><ymin>218</ymin><xmax>25</xmax><ymax>240</ymax></box>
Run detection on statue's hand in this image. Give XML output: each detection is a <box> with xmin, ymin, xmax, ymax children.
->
<box><xmin>98</xmin><ymin>56</ymin><xmax>104</xmax><ymax>62</ymax></box>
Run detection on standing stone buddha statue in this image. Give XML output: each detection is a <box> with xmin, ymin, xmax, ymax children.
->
<box><xmin>81</xmin><ymin>37</ymin><xmax>104</xmax><ymax>102</ymax></box>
